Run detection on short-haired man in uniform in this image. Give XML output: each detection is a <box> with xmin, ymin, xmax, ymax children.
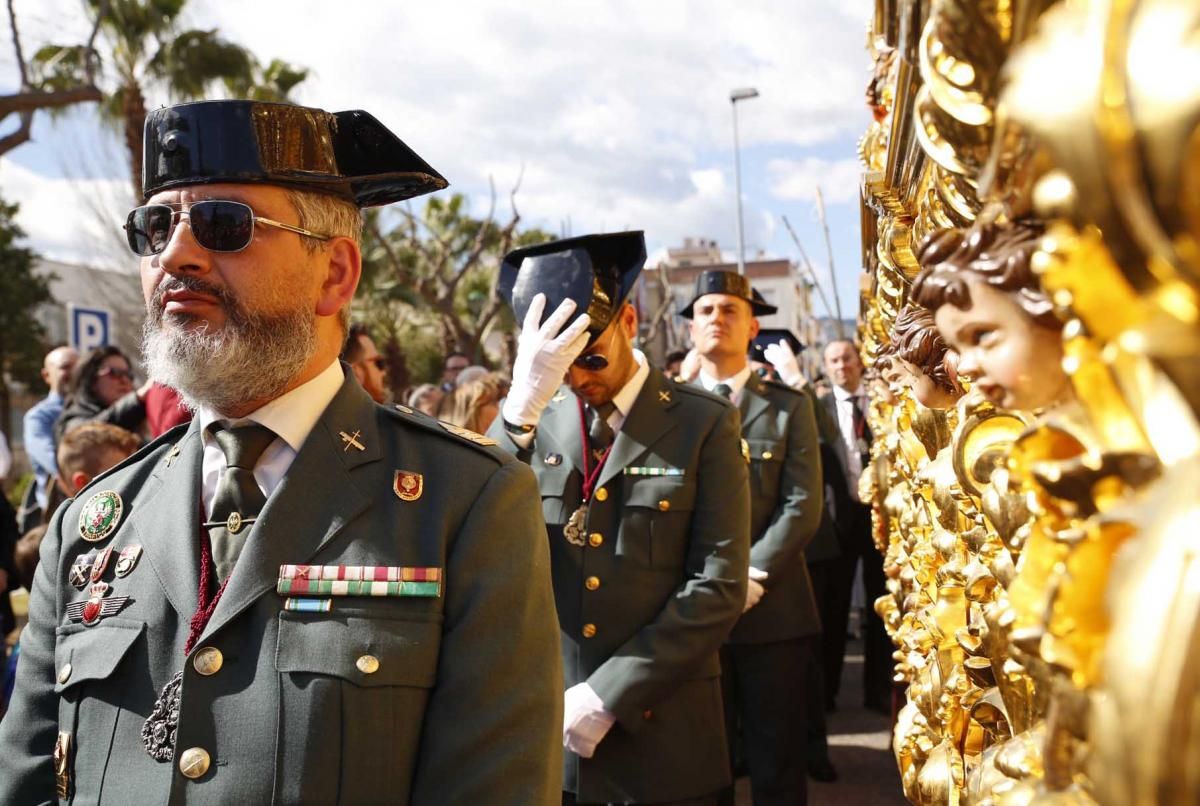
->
<box><xmin>0</xmin><ymin>100</ymin><xmax>563</xmax><ymax>805</ymax></box>
<box><xmin>489</xmin><ymin>232</ymin><xmax>751</xmax><ymax>805</ymax></box>
<box><xmin>681</xmin><ymin>271</ymin><xmax>824</xmax><ymax>805</ymax></box>
<box><xmin>341</xmin><ymin>322</ymin><xmax>389</xmax><ymax>403</ymax></box>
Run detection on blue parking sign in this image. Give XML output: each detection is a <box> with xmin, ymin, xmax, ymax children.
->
<box><xmin>69</xmin><ymin>305</ymin><xmax>111</xmax><ymax>353</ymax></box>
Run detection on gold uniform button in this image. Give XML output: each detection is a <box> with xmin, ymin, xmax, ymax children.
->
<box><xmin>356</xmin><ymin>654</ymin><xmax>380</xmax><ymax>674</ymax></box>
<box><xmin>585</xmin><ymin>576</ymin><xmax>600</xmax><ymax>591</ymax></box>
<box><xmin>178</xmin><ymin>747</ymin><xmax>211</xmax><ymax>779</ymax></box>
<box><xmin>658</xmin><ymin>499</ymin><xmax>671</xmax><ymax>512</ymax></box>
<box><xmin>594</xmin><ymin>487</ymin><xmax>608</xmax><ymax>502</ymax></box>
<box><xmin>762</xmin><ymin>450</ymin><xmax>773</xmax><ymax>460</ymax></box>
<box><xmin>57</xmin><ymin>663</ymin><xmax>72</xmax><ymax>684</ymax></box>
<box><xmin>192</xmin><ymin>647</ymin><xmax>223</xmax><ymax>676</ymax></box>
<box><xmin>588</xmin><ymin>533</ymin><xmax>604</xmax><ymax>548</ymax></box>
<box><xmin>582</xmin><ymin>623</ymin><xmax>597</xmax><ymax>638</ymax></box>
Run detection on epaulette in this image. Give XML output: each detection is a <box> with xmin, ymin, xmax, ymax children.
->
<box><xmin>667</xmin><ymin>379</ymin><xmax>737</xmax><ymax>409</ymax></box>
<box><xmin>763</xmin><ymin>378</ymin><xmax>807</xmax><ymax>397</ymax></box>
<box><xmin>73</xmin><ymin>420</ymin><xmax>193</xmax><ymax>497</ymax></box>
<box><xmin>384</xmin><ymin>404</ymin><xmax>506</xmax><ymax>463</ymax></box>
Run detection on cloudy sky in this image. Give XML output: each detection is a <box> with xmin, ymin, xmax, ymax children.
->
<box><xmin>1</xmin><ymin>0</ymin><xmax>873</xmax><ymax>322</ymax></box>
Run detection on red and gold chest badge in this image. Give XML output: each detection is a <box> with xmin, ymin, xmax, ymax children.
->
<box><xmin>393</xmin><ymin>470</ymin><xmax>424</xmax><ymax>502</ymax></box>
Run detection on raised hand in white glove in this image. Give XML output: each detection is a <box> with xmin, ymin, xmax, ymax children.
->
<box><xmin>563</xmin><ymin>682</ymin><xmax>616</xmax><ymax>758</ymax></box>
<box><xmin>764</xmin><ymin>339</ymin><xmax>806</xmax><ymax>388</ymax></box>
<box><xmin>502</xmin><ymin>294</ymin><xmax>592</xmax><ymax>427</ymax></box>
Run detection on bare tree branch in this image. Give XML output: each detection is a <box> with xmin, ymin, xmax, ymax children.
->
<box><xmin>8</xmin><ymin>0</ymin><xmax>28</xmax><ymax>88</ymax></box>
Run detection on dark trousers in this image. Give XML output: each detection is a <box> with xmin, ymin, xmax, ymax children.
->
<box><xmin>716</xmin><ymin>638</ymin><xmax>812</xmax><ymax>806</ymax></box>
<box><xmin>801</xmin><ymin>639</ymin><xmax>831</xmax><ymax>764</ymax></box>
<box><xmin>564</xmin><ymin>792</ymin><xmax>718</xmax><ymax>806</ymax></box>
<box><xmin>811</xmin><ymin>504</ymin><xmax>892</xmax><ymax>707</ymax></box>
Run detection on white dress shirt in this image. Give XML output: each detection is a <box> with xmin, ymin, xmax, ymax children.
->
<box><xmin>197</xmin><ymin>360</ymin><xmax>344</xmax><ymax>518</ymax></box>
<box><xmin>832</xmin><ymin>383</ymin><xmax>868</xmax><ymax>490</ymax></box>
<box><xmin>605</xmin><ymin>349</ymin><xmax>650</xmax><ymax>432</ymax></box>
<box><xmin>697</xmin><ymin>365</ymin><xmax>753</xmax><ymax>405</ymax></box>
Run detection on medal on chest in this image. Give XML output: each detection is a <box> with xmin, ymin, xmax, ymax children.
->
<box><xmin>564</xmin><ymin>504</ymin><xmax>588</xmax><ymax>546</ymax></box>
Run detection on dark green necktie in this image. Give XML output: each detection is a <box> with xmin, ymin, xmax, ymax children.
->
<box><xmin>712</xmin><ymin>383</ymin><xmax>733</xmax><ymax>400</ymax></box>
<box><xmin>588</xmin><ymin>402</ymin><xmax>616</xmax><ymax>462</ymax></box>
<box><xmin>206</xmin><ymin>423</ymin><xmax>277</xmax><ymax>582</ymax></box>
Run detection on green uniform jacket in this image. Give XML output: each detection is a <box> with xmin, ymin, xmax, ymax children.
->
<box><xmin>0</xmin><ymin>371</ymin><xmax>564</xmax><ymax>806</ymax></box>
<box><xmin>729</xmin><ymin>374</ymin><xmax>824</xmax><ymax>643</ymax></box>
<box><xmin>490</xmin><ymin>370</ymin><xmax>750</xmax><ymax>804</ymax></box>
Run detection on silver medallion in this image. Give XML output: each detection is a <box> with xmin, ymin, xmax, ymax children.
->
<box><xmin>142</xmin><ymin>670</ymin><xmax>184</xmax><ymax>762</ymax></box>
<box><xmin>563</xmin><ymin>504</ymin><xmax>588</xmax><ymax>546</ymax></box>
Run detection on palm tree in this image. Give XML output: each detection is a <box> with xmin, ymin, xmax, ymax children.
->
<box><xmin>32</xmin><ymin>0</ymin><xmax>308</xmax><ymax>198</ymax></box>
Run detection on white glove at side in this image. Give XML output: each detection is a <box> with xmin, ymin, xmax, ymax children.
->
<box><xmin>563</xmin><ymin>682</ymin><xmax>616</xmax><ymax>758</ymax></box>
<box><xmin>501</xmin><ymin>294</ymin><xmax>592</xmax><ymax>427</ymax></box>
<box><xmin>764</xmin><ymin>339</ymin><xmax>806</xmax><ymax>388</ymax></box>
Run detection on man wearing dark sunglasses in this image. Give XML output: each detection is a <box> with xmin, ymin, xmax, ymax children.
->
<box><xmin>491</xmin><ymin>232</ymin><xmax>751</xmax><ymax>806</ymax></box>
<box><xmin>682</xmin><ymin>271</ymin><xmax>825</xmax><ymax>805</ymax></box>
<box><xmin>0</xmin><ymin>100</ymin><xmax>563</xmax><ymax>806</ymax></box>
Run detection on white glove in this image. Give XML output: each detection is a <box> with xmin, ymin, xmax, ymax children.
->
<box><xmin>502</xmin><ymin>294</ymin><xmax>591</xmax><ymax>427</ymax></box>
<box><xmin>563</xmin><ymin>682</ymin><xmax>616</xmax><ymax>758</ymax></box>
<box><xmin>744</xmin><ymin>566</ymin><xmax>769</xmax><ymax>612</ymax></box>
<box><xmin>764</xmin><ymin>339</ymin><xmax>806</xmax><ymax>388</ymax></box>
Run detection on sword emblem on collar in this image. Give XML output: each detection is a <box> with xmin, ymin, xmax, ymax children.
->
<box><xmin>340</xmin><ymin>430</ymin><xmax>365</xmax><ymax>452</ymax></box>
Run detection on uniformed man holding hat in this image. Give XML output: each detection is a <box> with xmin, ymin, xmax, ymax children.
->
<box><xmin>489</xmin><ymin>232</ymin><xmax>751</xmax><ymax>805</ymax></box>
<box><xmin>0</xmin><ymin>100</ymin><xmax>563</xmax><ymax>804</ymax></box>
<box><xmin>681</xmin><ymin>270</ymin><xmax>824</xmax><ymax>805</ymax></box>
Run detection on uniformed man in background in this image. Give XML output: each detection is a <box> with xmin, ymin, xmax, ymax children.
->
<box><xmin>490</xmin><ymin>232</ymin><xmax>750</xmax><ymax>805</ymax></box>
<box><xmin>0</xmin><ymin>99</ymin><xmax>563</xmax><ymax>805</ymax></box>
<box><xmin>681</xmin><ymin>271</ymin><xmax>824</xmax><ymax>805</ymax></box>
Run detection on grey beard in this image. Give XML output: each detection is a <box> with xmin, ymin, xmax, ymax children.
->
<box><xmin>141</xmin><ymin>289</ymin><xmax>317</xmax><ymax>416</ymax></box>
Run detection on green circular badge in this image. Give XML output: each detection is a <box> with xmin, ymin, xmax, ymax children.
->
<box><xmin>78</xmin><ymin>490</ymin><xmax>123</xmax><ymax>543</ymax></box>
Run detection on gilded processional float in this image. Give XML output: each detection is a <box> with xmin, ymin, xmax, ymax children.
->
<box><xmin>857</xmin><ymin>0</ymin><xmax>1200</xmax><ymax>803</ymax></box>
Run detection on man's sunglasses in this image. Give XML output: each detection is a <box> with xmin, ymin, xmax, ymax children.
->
<box><xmin>124</xmin><ymin>200</ymin><xmax>332</xmax><ymax>256</ymax></box>
<box><xmin>573</xmin><ymin>353</ymin><xmax>609</xmax><ymax>371</ymax></box>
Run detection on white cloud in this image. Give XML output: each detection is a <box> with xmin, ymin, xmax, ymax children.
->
<box><xmin>767</xmin><ymin>157</ymin><xmax>863</xmax><ymax>203</ymax></box>
<box><xmin>0</xmin><ymin>0</ymin><xmax>872</xmax><ymax>301</ymax></box>
<box><xmin>0</xmin><ymin>158</ymin><xmax>134</xmax><ymax>270</ymax></box>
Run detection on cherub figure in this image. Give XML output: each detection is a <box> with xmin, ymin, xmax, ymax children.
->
<box><xmin>880</xmin><ymin>304</ymin><xmax>965</xmax><ymax>410</ymax></box>
<box><xmin>910</xmin><ymin>219</ymin><xmax>1074</xmax><ymax>414</ymax></box>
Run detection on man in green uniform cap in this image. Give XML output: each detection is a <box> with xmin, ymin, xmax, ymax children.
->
<box><xmin>490</xmin><ymin>232</ymin><xmax>751</xmax><ymax>805</ymax></box>
<box><xmin>681</xmin><ymin>271</ymin><xmax>824</xmax><ymax>805</ymax></box>
<box><xmin>0</xmin><ymin>100</ymin><xmax>563</xmax><ymax>805</ymax></box>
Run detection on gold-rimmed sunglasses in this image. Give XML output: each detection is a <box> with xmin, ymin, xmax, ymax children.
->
<box><xmin>123</xmin><ymin>200</ymin><xmax>332</xmax><ymax>256</ymax></box>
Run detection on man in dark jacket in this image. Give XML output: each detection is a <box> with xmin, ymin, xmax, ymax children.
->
<box><xmin>491</xmin><ymin>233</ymin><xmax>750</xmax><ymax>805</ymax></box>
<box><xmin>682</xmin><ymin>271</ymin><xmax>823</xmax><ymax>805</ymax></box>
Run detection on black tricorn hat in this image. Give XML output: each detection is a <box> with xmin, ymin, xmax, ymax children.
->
<box><xmin>679</xmin><ymin>269</ymin><xmax>777</xmax><ymax>318</ymax></box>
<box><xmin>750</xmin><ymin>328</ymin><xmax>805</xmax><ymax>363</ymax></box>
<box><xmin>498</xmin><ymin>232</ymin><xmax>646</xmax><ymax>343</ymax></box>
<box><xmin>142</xmin><ymin>100</ymin><xmax>448</xmax><ymax>206</ymax></box>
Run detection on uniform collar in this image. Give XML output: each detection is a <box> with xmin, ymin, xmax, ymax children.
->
<box><xmin>609</xmin><ymin>349</ymin><xmax>650</xmax><ymax>421</ymax></box>
<box><xmin>698</xmin><ymin>365</ymin><xmax>752</xmax><ymax>401</ymax></box>
<box><xmin>197</xmin><ymin>359</ymin><xmax>344</xmax><ymax>451</ymax></box>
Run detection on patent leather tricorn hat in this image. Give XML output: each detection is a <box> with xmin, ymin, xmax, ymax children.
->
<box><xmin>499</xmin><ymin>231</ymin><xmax>646</xmax><ymax>344</ymax></box>
<box><xmin>750</xmin><ymin>328</ymin><xmax>805</xmax><ymax>362</ymax></box>
<box><xmin>142</xmin><ymin>100</ymin><xmax>447</xmax><ymax>206</ymax></box>
<box><xmin>679</xmin><ymin>269</ymin><xmax>777</xmax><ymax>318</ymax></box>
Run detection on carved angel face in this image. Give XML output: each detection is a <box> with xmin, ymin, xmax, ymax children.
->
<box><xmin>934</xmin><ymin>279</ymin><xmax>1072</xmax><ymax>412</ymax></box>
<box><xmin>882</xmin><ymin>355</ymin><xmax>960</xmax><ymax>410</ymax></box>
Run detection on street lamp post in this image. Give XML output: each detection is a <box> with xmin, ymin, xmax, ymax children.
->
<box><xmin>730</xmin><ymin>87</ymin><xmax>759</xmax><ymax>276</ymax></box>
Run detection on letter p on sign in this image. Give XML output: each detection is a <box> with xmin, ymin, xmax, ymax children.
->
<box><xmin>69</xmin><ymin>305</ymin><xmax>111</xmax><ymax>353</ymax></box>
